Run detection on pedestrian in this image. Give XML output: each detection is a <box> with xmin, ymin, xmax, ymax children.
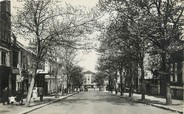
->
<box><xmin>15</xmin><ymin>89</ymin><xmax>23</xmax><ymax>105</ymax></box>
<box><xmin>39</xmin><ymin>87</ymin><xmax>44</xmax><ymax>102</ymax></box>
<box><xmin>32</xmin><ymin>87</ymin><xmax>38</xmax><ymax>102</ymax></box>
<box><xmin>64</xmin><ymin>88</ymin><xmax>67</xmax><ymax>95</ymax></box>
<box><xmin>2</xmin><ymin>87</ymin><xmax>9</xmax><ymax>105</ymax></box>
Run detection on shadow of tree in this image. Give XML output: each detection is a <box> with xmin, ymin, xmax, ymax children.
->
<box><xmin>136</xmin><ymin>99</ymin><xmax>165</xmax><ymax>105</ymax></box>
<box><xmin>55</xmin><ymin>91</ymin><xmax>138</xmax><ymax>106</ymax></box>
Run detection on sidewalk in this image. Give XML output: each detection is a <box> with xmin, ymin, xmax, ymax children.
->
<box><xmin>104</xmin><ymin>91</ymin><xmax>183</xmax><ymax>113</ymax></box>
<box><xmin>0</xmin><ymin>93</ymin><xmax>75</xmax><ymax>114</ymax></box>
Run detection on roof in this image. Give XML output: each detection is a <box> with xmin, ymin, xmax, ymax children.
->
<box><xmin>83</xmin><ymin>70</ymin><xmax>95</xmax><ymax>75</ymax></box>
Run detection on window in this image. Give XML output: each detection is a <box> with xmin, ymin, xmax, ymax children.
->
<box><xmin>3</xmin><ymin>28</ymin><xmax>5</xmax><ymax>41</ymax></box>
<box><xmin>5</xmin><ymin>30</ymin><xmax>8</xmax><ymax>42</ymax></box>
<box><xmin>174</xmin><ymin>63</ymin><xmax>178</xmax><ymax>82</ymax></box>
<box><xmin>6</xmin><ymin>1</ymin><xmax>10</xmax><ymax>13</ymax></box>
<box><xmin>0</xmin><ymin>27</ymin><xmax>1</xmax><ymax>40</ymax></box>
<box><xmin>171</xmin><ymin>63</ymin><xmax>178</xmax><ymax>82</ymax></box>
<box><xmin>17</xmin><ymin>82</ymin><xmax>22</xmax><ymax>90</ymax></box>
<box><xmin>8</xmin><ymin>30</ymin><xmax>11</xmax><ymax>43</ymax></box>
<box><xmin>0</xmin><ymin>27</ymin><xmax>6</xmax><ymax>41</ymax></box>
<box><xmin>1</xmin><ymin>28</ymin><xmax>4</xmax><ymax>41</ymax></box>
<box><xmin>13</xmin><ymin>51</ymin><xmax>18</xmax><ymax>67</ymax></box>
<box><xmin>1</xmin><ymin>51</ymin><xmax>6</xmax><ymax>65</ymax></box>
<box><xmin>0</xmin><ymin>3</ymin><xmax>1</xmax><ymax>12</ymax></box>
<box><xmin>170</xmin><ymin>64</ymin><xmax>173</xmax><ymax>81</ymax></box>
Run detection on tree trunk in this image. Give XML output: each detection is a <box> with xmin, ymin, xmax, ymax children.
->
<box><xmin>129</xmin><ymin>67</ymin><xmax>133</xmax><ymax>97</ymax></box>
<box><xmin>161</xmin><ymin>53</ymin><xmax>172</xmax><ymax>105</ymax></box>
<box><xmin>108</xmin><ymin>76</ymin><xmax>112</xmax><ymax>93</ymax></box>
<box><xmin>166</xmin><ymin>82</ymin><xmax>172</xmax><ymax>105</ymax></box>
<box><xmin>54</xmin><ymin>63</ymin><xmax>59</xmax><ymax>98</ymax></box>
<box><xmin>120</xmin><ymin>72</ymin><xmax>123</xmax><ymax>96</ymax></box>
<box><xmin>25</xmin><ymin>75</ymin><xmax>35</xmax><ymax>107</ymax></box>
<box><xmin>128</xmin><ymin>88</ymin><xmax>132</xmax><ymax>97</ymax></box>
<box><xmin>66</xmin><ymin>75</ymin><xmax>69</xmax><ymax>94</ymax></box>
<box><xmin>115</xmin><ymin>86</ymin><xmax>117</xmax><ymax>94</ymax></box>
<box><xmin>115</xmin><ymin>81</ymin><xmax>118</xmax><ymax>94</ymax></box>
<box><xmin>55</xmin><ymin>68</ymin><xmax>59</xmax><ymax>98</ymax></box>
<box><xmin>140</xmin><ymin>59</ymin><xmax>145</xmax><ymax>100</ymax></box>
<box><xmin>25</xmin><ymin>64</ymin><xmax>38</xmax><ymax>107</ymax></box>
<box><xmin>67</xmin><ymin>80</ymin><xmax>69</xmax><ymax>94</ymax></box>
<box><xmin>115</xmin><ymin>72</ymin><xmax>118</xmax><ymax>94</ymax></box>
<box><xmin>128</xmin><ymin>83</ymin><xmax>132</xmax><ymax>97</ymax></box>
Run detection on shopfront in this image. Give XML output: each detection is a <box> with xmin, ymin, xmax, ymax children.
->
<box><xmin>0</xmin><ymin>66</ymin><xmax>11</xmax><ymax>97</ymax></box>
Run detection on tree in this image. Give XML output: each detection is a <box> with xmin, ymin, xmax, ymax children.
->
<box><xmin>137</xmin><ymin>0</ymin><xmax>184</xmax><ymax>105</ymax></box>
<box><xmin>70</xmin><ymin>66</ymin><xmax>84</xmax><ymax>91</ymax></box>
<box><xmin>13</xmin><ymin>0</ymin><xmax>60</xmax><ymax>106</ymax></box>
<box><xmin>63</xmin><ymin>48</ymin><xmax>77</xmax><ymax>94</ymax></box>
<box><xmin>97</xmin><ymin>5</ymin><xmax>142</xmax><ymax>97</ymax></box>
<box><xmin>96</xmin><ymin>54</ymin><xmax>116</xmax><ymax>93</ymax></box>
<box><xmin>46</xmin><ymin>46</ymin><xmax>62</xmax><ymax>98</ymax></box>
<box><xmin>94</xmin><ymin>72</ymin><xmax>106</xmax><ymax>88</ymax></box>
<box><xmin>47</xmin><ymin>46</ymin><xmax>82</xmax><ymax>95</ymax></box>
<box><xmin>99</xmin><ymin>0</ymin><xmax>184</xmax><ymax>104</ymax></box>
<box><xmin>13</xmin><ymin>0</ymin><xmax>100</xmax><ymax>106</ymax></box>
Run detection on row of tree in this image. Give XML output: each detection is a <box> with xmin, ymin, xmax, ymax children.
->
<box><xmin>13</xmin><ymin>0</ymin><xmax>99</xmax><ymax>107</ymax></box>
<box><xmin>47</xmin><ymin>46</ymin><xmax>84</xmax><ymax>97</ymax></box>
<box><xmin>96</xmin><ymin>0</ymin><xmax>184</xmax><ymax>105</ymax></box>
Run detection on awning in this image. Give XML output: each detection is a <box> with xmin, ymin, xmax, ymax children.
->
<box><xmin>37</xmin><ymin>69</ymin><xmax>50</xmax><ymax>75</ymax></box>
<box><xmin>12</xmin><ymin>68</ymin><xmax>19</xmax><ymax>74</ymax></box>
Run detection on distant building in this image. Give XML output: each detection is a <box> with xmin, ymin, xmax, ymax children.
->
<box><xmin>83</xmin><ymin>71</ymin><xmax>95</xmax><ymax>88</ymax></box>
<box><xmin>44</xmin><ymin>59</ymin><xmax>65</xmax><ymax>95</ymax></box>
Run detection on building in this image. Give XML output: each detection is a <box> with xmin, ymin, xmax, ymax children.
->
<box><xmin>43</xmin><ymin>59</ymin><xmax>60</xmax><ymax>95</ymax></box>
<box><xmin>35</xmin><ymin>58</ymin><xmax>66</xmax><ymax>95</ymax></box>
<box><xmin>144</xmin><ymin>50</ymin><xmax>184</xmax><ymax>99</ymax></box>
<box><xmin>44</xmin><ymin>59</ymin><xmax>55</xmax><ymax>95</ymax></box>
<box><xmin>83</xmin><ymin>71</ymin><xmax>95</xmax><ymax>88</ymax></box>
<box><xmin>0</xmin><ymin>0</ymin><xmax>12</xmax><ymax>98</ymax></box>
<box><xmin>0</xmin><ymin>0</ymin><xmax>66</xmax><ymax>99</ymax></box>
<box><xmin>169</xmin><ymin>50</ymin><xmax>183</xmax><ymax>99</ymax></box>
<box><xmin>15</xmin><ymin>41</ymin><xmax>33</xmax><ymax>96</ymax></box>
<box><xmin>10</xmin><ymin>39</ymin><xmax>66</xmax><ymax>96</ymax></box>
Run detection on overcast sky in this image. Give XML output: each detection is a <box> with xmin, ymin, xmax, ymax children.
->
<box><xmin>11</xmin><ymin>0</ymin><xmax>100</xmax><ymax>73</ymax></box>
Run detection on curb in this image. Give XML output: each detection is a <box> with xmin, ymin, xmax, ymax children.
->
<box><xmin>150</xmin><ymin>104</ymin><xmax>183</xmax><ymax>114</ymax></box>
<box><xmin>109</xmin><ymin>92</ymin><xmax>183</xmax><ymax>114</ymax></box>
<box><xmin>20</xmin><ymin>93</ymin><xmax>76</xmax><ymax>114</ymax></box>
<box><xmin>135</xmin><ymin>99</ymin><xmax>183</xmax><ymax>114</ymax></box>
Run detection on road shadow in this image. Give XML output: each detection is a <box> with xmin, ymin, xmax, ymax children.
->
<box><xmin>55</xmin><ymin>91</ymin><xmax>138</xmax><ymax>106</ymax></box>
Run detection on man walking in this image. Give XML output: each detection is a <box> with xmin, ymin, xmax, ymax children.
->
<box><xmin>2</xmin><ymin>87</ymin><xmax>9</xmax><ymax>105</ymax></box>
<box><xmin>39</xmin><ymin>87</ymin><xmax>44</xmax><ymax>102</ymax></box>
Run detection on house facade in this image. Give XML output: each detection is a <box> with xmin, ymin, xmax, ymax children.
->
<box><xmin>0</xmin><ymin>0</ymin><xmax>12</xmax><ymax>97</ymax></box>
<box><xmin>37</xmin><ymin>58</ymin><xmax>66</xmax><ymax>95</ymax></box>
<box><xmin>83</xmin><ymin>71</ymin><xmax>95</xmax><ymax>88</ymax></box>
<box><xmin>169</xmin><ymin>50</ymin><xmax>183</xmax><ymax>99</ymax></box>
<box><xmin>144</xmin><ymin>50</ymin><xmax>184</xmax><ymax>99</ymax></box>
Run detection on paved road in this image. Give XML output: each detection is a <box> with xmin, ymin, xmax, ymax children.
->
<box><xmin>29</xmin><ymin>90</ymin><xmax>176</xmax><ymax>114</ymax></box>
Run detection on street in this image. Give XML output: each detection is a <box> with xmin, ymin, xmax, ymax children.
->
<box><xmin>28</xmin><ymin>90</ymin><xmax>176</xmax><ymax>114</ymax></box>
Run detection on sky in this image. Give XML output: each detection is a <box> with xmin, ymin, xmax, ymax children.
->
<box><xmin>11</xmin><ymin>0</ymin><xmax>100</xmax><ymax>73</ymax></box>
